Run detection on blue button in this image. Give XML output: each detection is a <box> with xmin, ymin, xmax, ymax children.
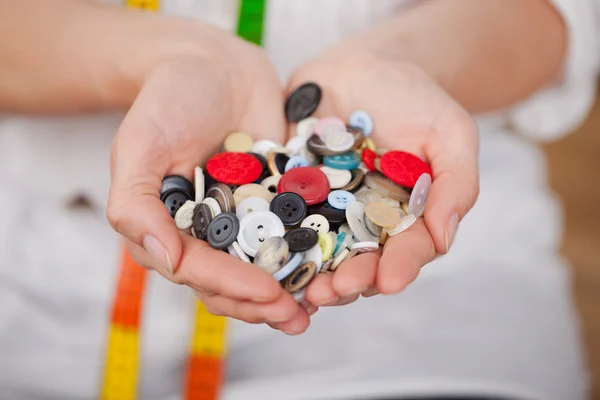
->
<box><xmin>349</xmin><ymin>110</ymin><xmax>373</xmax><ymax>137</ymax></box>
<box><xmin>323</xmin><ymin>151</ymin><xmax>361</xmax><ymax>170</ymax></box>
<box><xmin>334</xmin><ymin>231</ymin><xmax>347</xmax><ymax>254</ymax></box>
<box><xmin>327</xmin><ymin>190</ymin><xmax>356</xmax><ymax>210</ymax></box>
<box><xmin>284</xmin><ymin>155</ymin><xmax>310</xmax><ymax>172</ymax></box>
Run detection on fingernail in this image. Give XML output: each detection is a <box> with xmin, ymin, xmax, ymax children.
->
<box><xmin>445</xmin><ymin>213</ymin><xmax>459</xmax><ymax>253</ymax></box>
<box><xmin>315</xmin><ymin>297</ymin><xmax>339</xmax><ymax>306</ymax></box>
<box><xmin>282</xmin><ymin>330</ymin><xmax>300</xmax><ymax>336</ymax></box>
<box><xmin>362</xmin><ymin>286</ymin><xmax>380</xmax><ymax>298</ymax></box>
<box><xmin>143</xmin><ymin>235</ymin><xmax>172</xmax><ymax>275</ymax></box>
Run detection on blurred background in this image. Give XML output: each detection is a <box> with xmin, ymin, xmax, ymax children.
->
<box><xmin>544</xmin><ymin>84</ymin><xmax>600</xmax><ymax>399</ymax></box>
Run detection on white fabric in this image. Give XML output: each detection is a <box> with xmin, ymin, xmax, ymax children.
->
<box><xmin>0</xmin><ymin>1</ymin><xmax>598</xmax><ymax>399</ymax></box>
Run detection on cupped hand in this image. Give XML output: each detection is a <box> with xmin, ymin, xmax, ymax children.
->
<box><xmin>106</xmin><ymin>30</ymin><xmax>310</xmax><ymax>334</ymax></box>
<box><xmin>285</xmin><ymin>44</ymin><xmax>480</xmax><ymax>309</ymax></box>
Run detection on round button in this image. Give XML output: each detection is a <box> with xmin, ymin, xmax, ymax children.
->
<box><xmin>364</xmin><ymin>172</ymin><xmax>411</xmax><ymax>203</ymax></box>
<box><xmin>380</xmin><ymin>150</ymin><xmax>433</xmax><ymax>188</ymax></box>
<box><xmin>318</xmin><ymin>232</ymin><xmax>334</xmax><ymax>261</ymax></box>
<box><xmin>251</xmin><ymin>140</ymin><xmax>279</xmax><ymax>158</ymax></box>
<box><xmin>319</xmin><ymin>166</ymin><xmax>352</xmax><ymax>189</ymax></box>
<box><xmin>364</xmin><ymin>215</ymin><xmax>383</xmax><ymax>236</ymax></box>
<box><xmin>227</xmin><ymin>241</ymin><xmax>251</xmax><ymax>263</ymax></box>
<box><xmin>272</xmin><ymin>252</ymin><xmax>304</xmax><ymax>281</ymax></box>
<box><xmin>389</xmin><ymin>214</ymin><xmax>417</xmax><ymax>236</ymax></box>
<box><xmin>277</xmin><ymin>167</ymin><xmax>330</xmax><ymax>205</ymax></box>
<box><xmin>201</xmin><ymin>197</ymin><xmax>222</xmax><ymax>217</ymax></box>
<box><xmin>206</xmin><ymin>212</ymin><xmax>240</xmax><ymax>250</ymax></box>
<box><xmin>308</xmin><ymin>201</ymin><xmax>346</xmax><ymax>227</ymax></box>
<box><xmin>236</xmin><ymin>196</ymin><xmax>270</xmax><ymax>220</ymax></box>
<box><xmin>174</xmin><ymin>200</ymin><xmax>197</xmax><ymax>230</ymax></box>
<box><xmin>285</xmin><ymin>136</ymin><xmax>308</xmax><ymax>155</ymax></box>
<box><xmin>261</xmin><ymin>175</ymin><xmax>281</xmax><ymax>195</ymax></box>
<box><xmin>362</xmin><ymin>148</ymin><xmax>378</xmax><ymax>172</ymax></box>
<box><xmin>300</xmin><ymin>214</ymin><xmax>330</xmax><ymax>234</ymax></box>
<box><xmin>270</xmin><ymin>192</ymin><xmax>308</xmax><ymax>227</ymax></box>
<box><xmin>315</xmin><ymin>117</ymin><xmax>346</xmax><ymax>140</ymax></box>
<box><xmin>284</xmin><ymin>227</ymin><xmax>319</xmax><ymax>252</ymax></box>
<box><xmin>327</xmin><ymin>190</ymin><xmax>356</xmax><ymax>210</ymax></box>
<box><xmin>330</xmin><ymin>248</ymin><xmax>350</xmax><ymax>272</ymax></box>
<box><xmin>306</xmin><ymin>134</ymin><xmax>338</xmax><ymax>157</ymax></box>
<box><xmin>192</xmin><ymin>203</ymin><xmax>213</xmax><ymax>240</ymax></box>
<box><xmin>365</xmin><ymin>201</ymin><xmax>401</xmax><ymax>229</ymax></box>
<box><xmin>268</xmin><ymin>152</ymin><xmax>290</xmax><ymax>176</ymax></box>
<box><xmin>408</xmin><ymin>173</ymin><xmax>431</xmax><ymax>218</ymax></box>
<box><xmin>325</xmin><ymin>131</ymin><xmax>354</xmax><ymax>153</ymax></box>
<box><xmin>194</xmin><ymin>167</ymin><xmax>205</xmax><ymax>203</ymax></box>
<box><xmin>248</xmin><ymin>152</ymin><xmax>268</xmax><ymax>171</ymax></box>
<box><xmin>206</xmin><ymin>183</ymin><xmax>236</xmax><ymax>213</ymax></box>
<box><xmin>233</xmin><ymin>183</ymin><xmax>272</xmax><ymax>205</ymax></box>
<box><xmin>284</xmin><ymin>155</ymin><xmax>310</xmax><ymax>172</ymax></box>
<box><xmin>296</xmin><ymin>117</ymin><xmax>319</xmax><ymax>138</ymax></box>
<box><xmin>162</xmin><ymin>190</ymin><xmax>192</xmax><ymax>218</ymax></box>
<box><xmin>285</xmin><ymin>82</ymin><xmax>322</xmax><ymax>122</ymax></box>
<box><xmin>333</xmin><ymin>231</ymin><xmax>346</xmax><ymax>255</ymax></box>
<box><xmin>339</xmin><ymin>169</ymin><xmax>365</xmax><ymax>193</ymax></box>
<box><xmin>224</xmin><ymin>132</ymin><xmax>254</xmax><ymax>153</ymax></box>
<box><xmin>254</xmin><ymin>236</ymin><xmax>289</xmax><ymax>275</ymax></box>
<box><xmin>282</xmin><ymin>261</ymin><xmax>317</xmax><ymax>293</ymax></box>
<box><xmin>161</xmin><ymin>175</ymin><xmax>195</xmax><ymax>200</ymax></box>
<box><xmin>206</xmin><ymin>152</ymin><xmax>262</xmax><ymax>185</ymax></box>
<box><xmin>323</xmin><ymin>151</ymin><xmax>361</xmax><ymax>170</ymax></box>
<box><xmin>347</xmin><ymin>125</ymin><xmax>366</xmax><ymax>150</ymax></box>
<box><xmin>237</xmin><ymin>210</ymin><xmax>286</xmax><ymax>257</ymax></box>
<box><xmin>349</xmin><ymin>110</ymin><xmax>374</xmax><ymax>137</ymax></box>
<box><xmin>363</xmin><ymin>138</ymin><xmax>376</xmax><ymax>151</ymax></box>
<box><xmin>350</xmin><ymin>241</ymin><xmax>379</xmax><ymax>254</ymax></box>
<box><xmin>345</xmin><ymin>201</ymin><xmax>379</xmax><ymax>243</ymax></box>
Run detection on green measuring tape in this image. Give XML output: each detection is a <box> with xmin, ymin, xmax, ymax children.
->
<box><xmin>237</xmin><ymin>0</ymin><xmax>266</xmax><ymax>46</ymax></box>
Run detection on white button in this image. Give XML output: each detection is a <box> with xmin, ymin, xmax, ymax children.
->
<box><xmin>296</xmin><ymin>117</ymin><xmax>319</xmax><ymax>138</ymax></box>
<box><xmin>285</xmin><ymin>136</ymin><xmax>308</xmax><ymax>155</ymax></box>
<box><xmin>237</xmin><ymin>211</ymin><xmax>285</xmax><ymax>257</ymax></box>
<box><xmin>300</xmin><ymin>214</ymin><xmax>330</xmax><ymax>234</ymax></box>
<box><xmin>330</xmin><ymin>248</ymin><xmax>349</xmax><ymax>271</ymax></box>
<box><xmin>233</xmin><ymin>183</ymin><xmax>273</xmax><ymax>205</ymax></box>
<box><xmin>236</xmin><ymin>196</ymin><xmax>270</xmax><ymax>220</ymax></box>
<box><xmin>260</xmin><ymin>175</ymin><xmax>281</xmax><ymax>195</ymax></box>
<box><xmin>338</xmin><ymin>223</ymin><xmax>352</xmax><ymax>236</ymax></box>
<box><xmin>174</xmin><ymin>200</ymin><xmax>196</xmax><ymax>230</ymax></box>
<box><xmin>325</xmin><ymin>131</ymin><xmax>354</xmax><ymax>153</ymax></box>
<box><xmin>194</xmin><ymin>166</ymin><xmax>204</xmax><ymax>203</ymax></box>
<box><xmin>354</xmin><ymin>188</ymin><xmax>383</xmax><ymax>205</ymax></box>
<box><xmin>201</xmin><ymin>197</ymin><xmax>221</xmax><ymax>217</ymax></box>
<box><xmin>319</xmin><ymin>166</ymin><xmax>352</xmax><ymax>189</ymax></box>
<box><xmin>350</xmin><ymin>241</ymin><xmax>379</xmax><ymax>254</ymax></box>
<box><xmin>345</xmin><ymin>201</ymin><xmax>379</xmax><ymax>243</ymax></box>
<box><xmin>408</xmin><ymin>173</ymin><xmax>431</xmax><ymax>218</ymax></box>
<box><xmin>388</xmin><ymin>214</ymin><xmax>417</xmax><ymax>236</ymax></box>
<box><xmin>228</xmin><ymin>241</ymin><xmax>251</xmax><ymax>263</ymax></box>
<box><xmin>251</xmin><ymin>139</ymin><xmax>280</xmax><ymax>158</ymax></box>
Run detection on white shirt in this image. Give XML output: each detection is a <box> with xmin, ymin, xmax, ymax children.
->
<box><xmin>0</xmin><ymin>1</ymin><xmax>598</xmax><ymax>399</ymax></box>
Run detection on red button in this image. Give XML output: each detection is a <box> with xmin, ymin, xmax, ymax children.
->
<box><xmin>380</xmin><ymin>151</ymin><xmax>432</xmax><ymax>188</ymax></box>
<box><xmin>278</xmin><ymin>167</ymin><xmax>330</xmax><ymax>205</ymax></box>
<box><xmin>362</xmin><ymin>148</ymin><xmax>378</xmax><ymax>172</ymax></box>
<box><xmin>206</xmin><ymin>152</ymin><xmax>262</xmax><ymax>185</ymax></box>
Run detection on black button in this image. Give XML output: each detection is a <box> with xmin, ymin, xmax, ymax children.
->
<box><xmin>248</xmin><ymin>152</ymin><xmax>268</xmax><ymax>172</ymax></box>
<box><xmin>283</xmin><ymin>227</ymin><xmax>319</xmax><ymax>252</ymax></box>
<box><xmin>270</xmin><ymin>192</ymin><xmax>307</xmax><ymax>227</ymax></box>
<box><xmin>308</xmin><ymin>201</ymin><xmax>346</xmax><ymax>228</ymax></box>
<box><xmin>163</xmin><ymin>190</ymin><xmax>192</xmax><ymax>218</ymax></box>
<box><xmin>160</xmin><ymin>175</ymin><xmax>194</xmax><ymax>200</ymax></box>
<box><xmin>192</xmin><ymin>203</ymin><xmax>213</xmax><ymax>240</ymax></box>
<box><xmin>274</xmin><ymin>153</ymin><xmax>290</xmax><ymax>175</ymax></box>
<box><xmin>207</xmin><ymin>212</ymin><xmax>240</xmax><ymax>250</ymax></box>
<box><xmin>285</xmin><ymin>82</ymin><xmax>322</xmax><ymax>122</ymax></box>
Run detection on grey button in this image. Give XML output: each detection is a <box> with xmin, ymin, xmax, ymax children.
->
<box><xmin>192</xmin><ymin>203</ymin><xmax>213</xmax><ymax>240</ymax></box>
<box><xmin>207</xmin><ymin>212</ymin><xmax>240</xmax><ymax>250</ymax></box>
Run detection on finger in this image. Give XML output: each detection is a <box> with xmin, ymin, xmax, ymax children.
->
<box><xmin>266</xmin><ymin>306</ymin><xmax>312</xmax><ymax>335</ymax></box>
<box><xmin>331</xmin><ymin>252</ymin><xmax>379</xmax><ymax>298</ymax></box>
<box><xmin>305</xmin><ymin>273</ymin><xmax>339</xmax><ymax>306</ymax></box>
<box><xmin>361</xmin><ymin>285</ymin><xmax>380</xmax><ymax>298</ymax></box>
<box><xmin>196</xmin><ymin>291</ymin><xmax>301</xmax><ymax>325</ymax></box>
<box><xmin>377</xmin><ymin>219</ymin><xmax>436</xmax><ymax>294</ymax></box>
<box><xmin>332</xmin><ymin>293</ymin><xmax>360</xmax><ymax>306</ymax></box>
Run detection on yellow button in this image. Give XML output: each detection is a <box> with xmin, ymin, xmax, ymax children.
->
<box><xmin>365</xmin><ymin>201</ymin><xmax>401</xmax><ymax>229</ymax></box>
<box><xmin>318</xmin><ymin>232</ymin><xmax>334</xmax><ymax>261</ymax></box>
<box><xmin>224</xmin><ymin>132</ymin><xmax>255</xmax><ymax>153</ymax></box>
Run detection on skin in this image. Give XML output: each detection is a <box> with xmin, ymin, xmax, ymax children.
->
<box><xmin>0</xmin><ymin>0</ymin><xmax>566</xmax><ymax>335</ymax></box>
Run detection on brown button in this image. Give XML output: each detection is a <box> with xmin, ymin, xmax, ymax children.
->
<box><xmin>347</xmin><ymin>125</ymin><xmax>366</xmax><ymax>150</ymax></box>
<box><xmin>233</xmin><ymin>183</ymin><xmax>273</xmax><ymax>205</ymax></box>
<box><xmin>306</xmin><ymin>134</ymin><xmax>338</xmax><ymax>156</ymax></box>
<box><xmin>339</xmin><ymin>168</ymin><xmax>364</xmax><ymax>192</ymax></box>
<box><xmin>364</xmin><ymin>172</ymin><xmax>411</xmax><ymax>203</ymax></box>
<box><xmin>267</xmin><ymin>152</ymin><xmax>290</xmax><ymax>176</ymax></box>
<box><xmin>282</xmin><ymin>261</ymin><xmax>317</xmax><ymax>293</ymax></box>
<box><xmin>206</xmin><ymin>183</ymin><xmax>236</xmax><ymax>213</ymax></box>
<box><xmin>223</xmin><ymin>132</ymin><xmax>254</xmax><ymax>153</ymax></box>
<box><xmin>365</xmin><ymin>201</ymin><xmax>402</xmax><ymax>229</ymax></box>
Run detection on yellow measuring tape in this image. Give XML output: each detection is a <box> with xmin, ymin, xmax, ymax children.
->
<box><xmin>100</xmin><ymin>0</ymin><xmax>267</xmax><ymax>398</ymax></box>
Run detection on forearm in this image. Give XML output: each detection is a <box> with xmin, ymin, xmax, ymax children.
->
<box><xmin>357</xmin><ymin>0</ymin><xmax>567</xmax><ymax>114</ymax></box>
<box><xmin>0</xmin><ymin>0</ymin><xmax>217</xmax><ymax>113</ymax></box>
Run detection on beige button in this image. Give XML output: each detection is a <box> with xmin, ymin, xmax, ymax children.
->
<box><xmin>364</xmin><ymin>172</ymin><xmax>411</xmax><ymax>203</ymax></box>
<box><xmin>254</xmin><ymin>237</ymin><xmax>289</xmax><ymax>275</ymax></box>
<box><xmin>389</xmin><ymin>214</ymin><xmax>417</xmax><ymax>236</ymax></box>
<box><xmin>233</xmin><ymin>183</ymin><xmax>273</xmax><ymax>205</ymax></box>
<box><xmin>224</xmin><ymin>132</ymin><xmax>254</xmax><ymax>153</ymax></box>
<box><xmin>261</xmin><ymin>175</ymin><xmax>281</xmax><ymax>195</ymax></box>
<box><xmin>330</xmin><ymin>248</ymin><xmax>349</xmax><ymax>271</ymax></box>
<box><xmin>373</xmin><ymin>157</ymin><xmax>382</xmax><ymax>172</ymax></box>
<box><xmin>365</xmin><ymin>201</ymin><xmax>401</xmax><ymax>229</ymax></box>
<box><xmin>206</xmin><ymin>183</ymin><xmax>235</xmax><ymax>213</ymax></box>
<box><xmin>401</xmin><ymin>202</ymin><xmax>409</xmax><ymax>215</ymax></box>
<box><xmin>282</xmin><ymin>261</ymin><xmax>317</xmax><ymax>293</ymax></box>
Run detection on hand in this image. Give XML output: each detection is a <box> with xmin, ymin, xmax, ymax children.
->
<box><xmin>106</xmin><ymin>27</ymin><xmax>311</xmax><ymax>334</ymax></box>
<box><xmin>285</xmin><ymin>44</ymin><xmax>479</xmax><ymax>309</ymax></box>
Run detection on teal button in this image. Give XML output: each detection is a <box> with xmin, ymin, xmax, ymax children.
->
<box><xmin>323</xmin><ymin>151</ymin><xmax>360</xmax><ymax>170</ymax></box>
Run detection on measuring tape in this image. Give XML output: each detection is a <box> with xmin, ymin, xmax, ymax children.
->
<box><xmin>100</xmin><ymin>1</ymin><xmax>266</xmax><ymax>399</ymax></box>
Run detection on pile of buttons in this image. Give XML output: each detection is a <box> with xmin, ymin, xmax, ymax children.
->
<box><xmin>160</xmin><ymin>82</ymin><xmax>432</xmax><ymax>302</ymax></box>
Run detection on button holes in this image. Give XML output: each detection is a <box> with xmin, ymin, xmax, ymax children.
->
<box><xmin>287</xmin><ymin>212</ymin><xmax>293</xmax><ymax>217</ymax></box>
<box><xmin>300</xmin><ymin>185</ymin><xmax>306</xmax><ymax>189</ymax></box>
<box><xmin>291</xmin><ymin>207</ymin><xmax>298</xmax><ymax>212</ymax></box>
<box><xmin>223</xmin><ymin>225</ymin><xmax>229</xmax><ymax>231</ymax></box>
<box><xmin>258</xmin><ymin>225</ymin><xmax>264</xmax><ymax>230</ymax></box>
<box><xmin>310</xmin><ymin>223</ymin><xmax>315</xmax><ymax>226</ymax></box>
<box><xmin>259</xmin><ymin>237</ymin><xmax>265</xmax><ymax>243</ymax></box>
<box><xmin>268</xmin><ymin>186</ymin><xmax>276</xmax><ymax>193</ymax></box>
<box><xmin>317</xmin><ymin>224</ymin><xmax>321</xmax><ymax>227</ymax></box>
<box><xmin>171</xmin><ymin>206</ymin><xmax>176</xmax><ymax>212</ymax></box>
<box><xmin>216</xmin><ymin>229</ymin><xmax>221</xmax><ymax>235</ymax></box>
<box><xmin>285</xmin><ymin>202</ymin><xmax>291</xmax><ymax>207</ymax></box>
<box><xmin>248</xmin><ymin>208</ymin><xmax>253</xmax><ymax>213</ymax></box>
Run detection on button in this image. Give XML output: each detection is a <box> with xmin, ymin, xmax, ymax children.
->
<box><xmin>223</xmin><ymin>132</ymin><xmax>254</xmax><ymax>153</ymax></box>
<box><xmin>251</xmin><ymin>139</ymin><xmax>280</xmax><ymax>158</ymax></box>
<box><xmin>261</xmin><ymin>175</ymin><xmax>281</xmax><ymax>195</ymax></box>
<box><xmin>323</xmin><ymin>151</ymin><xmax>361</xmax><ymax>170</ymax></box>
<box><xmin>300</xmin><ymin>214</ymin><xmax>330</xmax><ymax>234</ymax></box>
<box><xmin>325</xmin><ymin>130</ymin><xmax>354</xmax><ymax>153</ymax></box>
<box><xmin>327</xmin><ymin>190</ymin><xmax>356</xmax><ymax>210</ymax></box>
<box><xmin>162</xmin><ymin>190</ymin><xmax>192</xmax><ymax>218</ymax></box>
<box><xmin>354</xmin><ymin>188</ymin><xmax>383</xmax><ymax>205</ymax></box>
<box><xmin>364</xmin><ymin>215</ymin><xmax>383</xmax><ymax>237</ymax></box>
<box><xmin>364</xmin><ymin>172</ymin><xmax>411</xmax><ymax>203</ymax></box>
<box><xmin>345</xmin><ymin>201</ymin><xmax>379</xmax><ymax>243</ymax></box>
<box><xmin>349</xmin><ymin>110</ymin><xmax>374</xmax><ymax>137</ymax></box>
<box><xmin>362</xmin><ymin>148</ymin><xmax>378</xmax><ymax>172</ymax></box>
<box><xmin>248</xmin><ymin>152</ymin><xmax>268</xmax><ymax>172</ymax></box>
<box><xmin>267</xmin><ymin>152</ymin><xmax>290</xmax><ymax>176</ymax></box>
<box><xmin>339</xmin><ymin>169</ymin><xmax>364</xmax><ymax>192</ymax></box>
<box><xmin>363</xmin><ymin>138</ymin><xmax>376</xmax><ymax>151</ymax></box>
<box><xmin>233</xmin><ymin>183</ymin><xmax>273</xmax><ymax>205</ymax></box>
<box><xmin>408</xmin><ymin>173</ymin><xmax>431</xmax><ymax>218</ymax></box>
<box><xmin>174</xmin><ymin>200</ymin><xmax>197</xmax><ymax>230</ymax></box>
<box><xmin>319</xmin><ymin>166</ymin><xmax>352</xmax><ymax>189</ymax></box>
<box><xmin>335</xmin><ymin>230</ymin><xmax>356</xmax><ymax>258</ymax></box>
<box><xmin>314</xmin><ymin>117</ymin><xmax>346</xmax><ymax>139</ymax></box>
<box><xmin>254</xmin><ymin>237</ymin><xmax>289</xmax><ymax>275</ymax></box>
<box><xmin>270</xmin><ymin>192</ymin><xmax>308</xmax><ymax>227</ymax></box>
<box><xmin>373</xmin><ymin>158</ymin><xmax>382</xmax><ymax>172</ymax></box>
<box><xmin>194</xmin><ymin>167</ymin><xmax>205</xmax><ymax>203</ymax></box>
<box><xmin>318</xmin><ymin>232</ymin><xmax>334</xmax><ymax>261</ymax></box>
<box><xmin>206</xmin><ymin>152</ymin><xmax>263</xmax><ymax>185</ymax></box>
<box><xmin>285</xmin><ymin>82</ymin><xmax>322</xmax><ymax>122</ymax></box>
<box><xmin>236</xmin><ymin>196</ymin><xmax>270</xmax><ymax>220</ymax></box>
<box><xmin>401</xmin><ymin>202</ymin><xmax>409</xmax><ymax>215</ymax></box>
<box><xmin>285</xmin><ymin>136</ymin><xmax>308</xmax><ymax>155</ymax></box>
<box><xmin>330</xmin><ymin>248</ymin><xmax>349</xmax><ymax>271</ymax></box>
<box><xmin>347</xmin><ymin>125</ymin><xmax>366</xmax><ymax>149</ymax></box>
<box><xmin>228</xmin><ymin>241</ymin><xmax>251</xmax><ymax>263</ymax></box>
<box><xmin>350</xmin><ymin>241</ymin><xmax>379</xmax><ymax>254</ymax></box>
<box><xmin>328</xmin><ymin>231</ymin><xmax>338</xmax><ymax>249</ymax></box>
<box><xmin>277</xmin><ymin>167</ymin><xmax>330</xmax><ymax>205</ymax></box>
<box><xmin>201</xmin><ymin>197</ymin><xmax>222</xmax><ymax>217</ymax></box>
<box><xmin>308</xmin><ymin>201</ymin><xmax>346</xmax><ymax>227</ymax></box>
<box><xmin>338</xmin><ymin>223</ymin><xmax>352</xmax><ymax>236</ymax></box>
<box><xmin>272</xmin><ymin>252</ymin><xmax>304</xmax><ymax>281</ymax></box>
<box><xmin>389</xmin><ymin>214</ymin><xmax>417</xmax><ymax>236</ymax></box>
<box><xmin>333</xmin><ymin>231</ymin><xmax>346</xmax><ymax>255</ymax></box>
<box><xmin>296</xmin><ymin>117</ymin><xmax>319</xmax><ymax>138</ymax></box>
<box><xmin>161</xmin><ymin>175</ymin><xmax>195</xmax><ymax>200</ymax></box>
<box><xmin>365</xmin><ymin>201</ymin><xmax>401</xmax><ymax>229</ymax></box>
<box><xmin>306</xmin><ymin>134</ymin><xmax>338</xmax><ymax>156</ymax></box>
<box><xmin>380</xmin><ymin>150</ymin><xmax>433</xmax><ymax>189</ymax></box>
<box><xmin>284</xmin><ymin>155</ymin><xmax>310</xmax><ymax>172</ymax></box>
<box><xmin>206</xmin><ymin>183</ymin><xmax>236</xmax><ymax>213</ymax></box>
<box><xmin>192</xmin><ymin>203</ymin><xmax>213</xmax><ymax>240</ymax></box>
<box><xmin>284</xmin><ymin>227</ymin><xmax>319</xmax><ymax>252</ymax></box>
<box><xmin>206</xmin><ymin>212</ymin><xmax>240</xmax><ymax>250</ymax></box>
<box><xmin>282</xmin><ymin>261</ymin><xmax>317</xmax><ymax>293</ymax></box>
<box><xmin>237</xmin><ymin>210</ymin><xmax>286</xmax><ymax>257</ymax></box>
